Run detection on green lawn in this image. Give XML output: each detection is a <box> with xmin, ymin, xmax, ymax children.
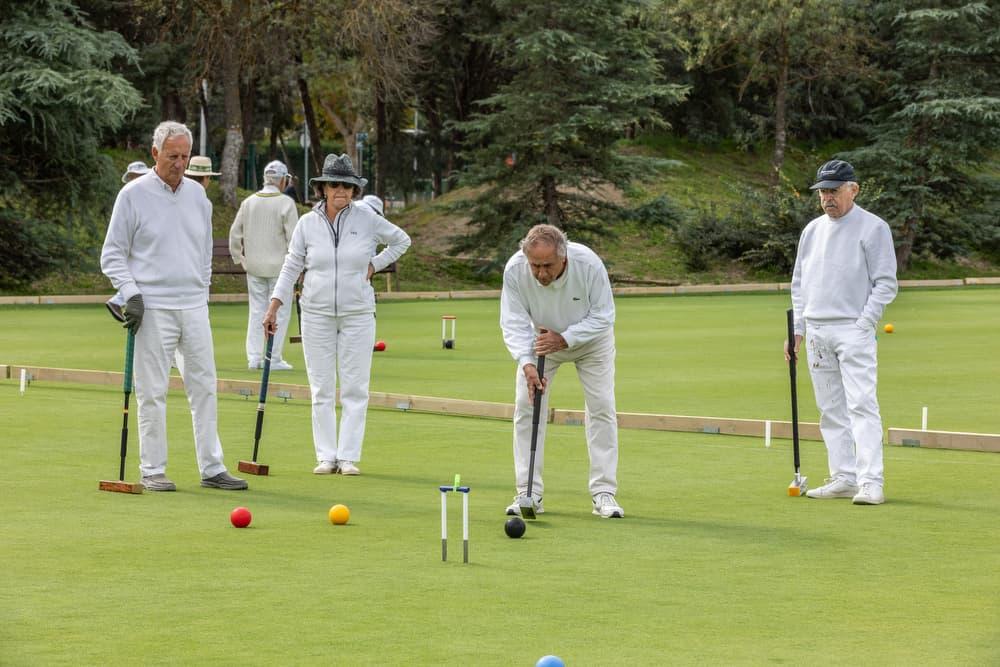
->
<box><xmin>1</xmin><ymin>289</ymin><xmax>999</xmax><ymax>664</ymax></box>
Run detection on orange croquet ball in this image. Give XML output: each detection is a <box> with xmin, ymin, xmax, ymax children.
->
<box><xmin>230</xmin><ymin>507</ymin><xmax>252</xmax><ymax>528</ymax></box>
<box><xmin>884</xmin><ymin>323</ymin><xmax>894</xmax><ymax>334</ymax></box>
<box><xmin>328</xmin><ymin>504</ymin><xmax>350</xmax><ymax>525</ymax></box>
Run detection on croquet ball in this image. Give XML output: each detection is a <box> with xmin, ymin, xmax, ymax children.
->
<box><xmin>504</xmin><ymin>517</ymin><xmax>526</xmax><ymax>539</ymax></box>
<box><xmin>536</xmin><ymin>656</ymin><xmax>564</xmax><ymax>667</ymax></box>
<box><xmin>329</xmin><ymin>504</ymin><xmax>350</xmax><ymax>525</ymax></box>
<box><xmin>444</xmin><ymin>339</ymin><xmax>454</xmax><ymax>349</ymax></box>
<box><xmin>884</xmin><ymin>323</ymin><xmax>894</xmax><ymax>334</ymax></box>
<box><xmin>374</xmin><ymin>340</ymin><xmax>386</xmax><ymax>352</ymax></box>
<box><xmin>230</xmin><ymin>507</ymin><xmax>252</xmax><ymax>528</ymax></box>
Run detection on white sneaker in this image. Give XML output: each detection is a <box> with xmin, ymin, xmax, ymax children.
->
<box><xmin>248</xmin><ymin>359</ymin><xmax>262</xmax><ymax>370</ymax></box>
<box><xmin>338</xmin><ymin>461</ymin><xmax>361</xmax><ymax>476</ymax></box>
<box><xmin>852</xmin><ymin>483</ymin><xmax>885</xmax><ymax>505</ymax></box>
<box><xmin>805</xmin><ymin>477</ymin><xmax>858</xmax><ymax>499</ymax></box>
<box><xmin>592</xmin><ymin>492</ymin><xmax>624</xmax><ymax>518</ymax></box>
<box><xmin>313</xmin><ymin>460</ymin><xmax>337</xmax><ymax>474</ymax></box>
<box><xmin>270</xmin><ymin>360</ymin><xmax>293</xmax><ymax>371</ymax></box>
<box><xmin>505</xmin><ymin>495</ymin><xmax>543</xmax><ymax>516</ymax></box>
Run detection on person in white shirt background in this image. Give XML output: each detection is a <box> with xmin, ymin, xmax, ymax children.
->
<box><xmin>229</xmin><ymin>160</ymin><xmax>298</xmax><ymax>371</ymax></box>
<box><xmin>786</xmin><ymin>159</ymin><xmax>898</xmax><ymax>505</ymax></box>
<box><xmin>500</xmin><ymin>224</ymin><xmax>624</xmax><ymax>519</ymax></box>
<box><xmin>100</xmin><ymin>120</ymin><xmax>247</xmax><ymax>492</ymax></box>
<box><xmin>262</xmin><ymin>154</ymin><xmax>410</xmax><ymax>476</ymax></box>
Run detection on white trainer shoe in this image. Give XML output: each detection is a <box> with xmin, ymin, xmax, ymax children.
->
<box><xmin>270</xmin><ymin>360</ymin><xmax>293</xmax><ymax>371</ymax></box>
<box><xmin>852</xmin><ymin>483</ymin><xmax>885</xmax><ymax>505</ymax></box>
<box><xmin>505</xmin><ymin>495</ymin><xmax>543</xmax><ymax>516</ymax></box>
<box><xmin>805</xmin><ymin>477</ymin><xmax>858</xmax><ymax>499</ymax></box>
<box><xmin>592</xmin><ymin>492</ymin><xmax>624</xmax><ymax>518</ymax></box>
<box><xmin>248</xmin><ymin>359</ymin><xmax>262</xmax><ymax>370</ymax></box>
<box><xmin>338</xmin><ymin>461</ymin><xmax>361</xmax><ymax>476</ymax></box>
<box><xmin>313</xmin><ymin>460</ymin><xmax>337</xmax><ymax>474</ymax></box>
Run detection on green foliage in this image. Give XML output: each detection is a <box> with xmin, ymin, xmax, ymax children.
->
<box><xmin>451</xmin><ymin>0</ymin><xmax>688</xmax><ymax>259</ymax></box>
<box><xmin>0</xmin><ymin>206</ymin><xmax>74</xmax><ymax>288</ymax></box>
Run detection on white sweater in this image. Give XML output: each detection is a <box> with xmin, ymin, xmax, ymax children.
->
<box><xmin>100</xmin><ymin>171</ymin><xmax>212</xmax><ymax>309</ymax></box>
<box><xmin>272</xmin><ymin>201</ymin><xmax>411</xmax><ymax>316</ymax></box>
<box><xmin>228</xmin><ymin>185</ymin><xmax>299</xmax><ymax>278</ymax></box>
<box><xmin>791</xmin><ymin>203</ymin><xmax>898</xmax><ymax>335</ymax></box>
<box><xmin>500</xmin><ymin>242</ymin><xmax>615</xmax><ymax>369</ymax></box>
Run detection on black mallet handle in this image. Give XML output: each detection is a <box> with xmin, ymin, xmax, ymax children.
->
<box><xmin>786</xmin><ymin>309</ymin><xmax>801</xmax><ymax>473</ymax></box>
<box><xmin>251</xmin><ymin>333</ymin><xmax>275</xmax><ymax>462</ymax></box>
<box><xmin>118</xmin><ymin>331</ymin><xmax>136</xmax><ymax>481</ymax></box>
<box><xmin>525</xmin><ymin>355</ymin><xmax>546</xmax><ymax>500</ymax></box>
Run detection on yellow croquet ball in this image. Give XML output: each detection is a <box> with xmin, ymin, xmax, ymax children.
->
<box><xmin>884</xmin><ymin>323</ymin><xmax>894</xmax><ymax>334</ymax></box>
<box><xmin>328</xmin><ymin>504</ymin><xmax>350</xmax><ymax>525</ymax></box>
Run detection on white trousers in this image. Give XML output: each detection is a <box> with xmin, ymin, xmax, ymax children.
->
<box><xmin>133</xmin><ymin>307</ymin><xmax>227</xmax><ymax>478</ymax></box>
<box><xmin>512</xmin><ymin>335</ymin><xmax>619</xmax><ymax>498</ymax></box>
<box><xmin>301</xmin><ymin>310</ymin><xmax>375</xmax><ymax>464</ymax></box>
<box><xmin>805</xmin><ymin>322</ymin><xmax>884</xmax><ymax>486</ymax></box>
<box><xmin>246</xmin><ymin>274</ymin><xmax>291</xmax><ymax>364</ymax></box>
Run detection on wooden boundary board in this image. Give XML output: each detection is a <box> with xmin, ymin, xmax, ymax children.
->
<box><xmin>553</xmin><ymin>409</ymin><xmax>823</xmax><ymax>441</ymax></box>
<box><xmin>889</xmin><ymin>428</ymin><xmax>1000</xmax><ymax>453</ymax></box>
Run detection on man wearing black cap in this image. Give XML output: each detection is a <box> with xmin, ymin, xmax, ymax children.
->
<box><xmin>785</xmin><ymin>159</ymin><xmax>898</xmax><ymax>505</ymax></box>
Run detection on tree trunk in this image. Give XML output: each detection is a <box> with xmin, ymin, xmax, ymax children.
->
<box><xmin>295</xmin><ymin>56</ymin><xmax>323</xmax><ymax>183</ymax></box>
<box><xmin>770</xmin><ymin>38</ymin><xmax>789</xmax><ymax>184</ymax></box>
<box><xmin>541</xmin><ymin>175</ymin><xmax>560</xmax><ymax>225</ymax></box>
<box><xmin>218</xmin><ymin>2</ymin><xmax>244</xmax><ymax>207</ymax></box>
<box><xmin>375</xmin><ymin>89</ymin><xmax>387</xmax><ymax>199</ymax></box>
<box><xmin>896</xmin><ymin>216</ymin><xmax>917</xmax><ymax>272</ymax></box>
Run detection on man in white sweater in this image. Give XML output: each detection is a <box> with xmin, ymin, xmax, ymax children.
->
<box><xmin>500</xmin><ymin>224</ymin><xmax>623</xmax><ymax>519</ymax></box>
<box><xmin>787</xmin><ymin>159</ymin><xmax>898</xmax><ymax>505</ymax></box>
<box><xmin>101</xmin><ymin>121</ymin><xmax>247</xmax><ymax>492</ymax></box>
<box><xmin>229</xmin><ymin>160</ymin><xmax>298</xmax><ymax>370</ymax></box>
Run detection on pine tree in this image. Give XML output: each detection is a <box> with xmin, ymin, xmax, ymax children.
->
<box><xmin>453</xmin><ymin>0</ymin><xmax>687</xmax><ymax>259</ymax></box>
<box><xmin>846</xmin><ymin>1</ymin><xmax>1000</xmax><ymax>271</ymax></box>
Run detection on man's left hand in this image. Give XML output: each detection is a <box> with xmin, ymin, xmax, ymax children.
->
<box><xmin>534</xmin><ymin>328</ymin><xmax>567</xmax><ymax>356</ymax></box>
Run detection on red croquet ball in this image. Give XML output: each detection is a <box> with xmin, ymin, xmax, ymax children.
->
<box><xmin>374</xmin><ymin>340</ymin><xmax>386</xmax><ymax>352</ymax></box>
<box><xmin>230</xmin><ymin>506</ymin><xmax>252</xmax><ymax>528</ymax></box>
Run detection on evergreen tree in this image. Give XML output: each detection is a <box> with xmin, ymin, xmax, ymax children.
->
<box><xmin>846</xmin><ymin>1</ymin><xmax>1000</xmax><ymax>270</ymax></box>
<box><xmin>453</xmin><ymin>0</ymin><xmax>687</xmax><ymax>259</ymax></box>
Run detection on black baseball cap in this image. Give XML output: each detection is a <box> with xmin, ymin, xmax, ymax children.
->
<box><xmin>810</xmin><ymin>159</ymin><xmax>856</xmax><ymax>190</ymax></box>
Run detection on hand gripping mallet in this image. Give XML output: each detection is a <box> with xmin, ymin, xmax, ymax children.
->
<box><xmin>239</xmin><ymin>333</ymin><xmax>274</xmax><ymax>475</ymax></box>
<box><xmin>99</xmin><ymin>331</ymin><xmax>143</xmax><ymax>494</ymax></box>
<box><xmin>518</xmin><ymin>354</ymin><xmax>546</xmax><ymax>519</ymax></box>
<box><xmin>786</xmin><ymin>309</ymin><xmax>808</xmax><ymax>497</ymax></box>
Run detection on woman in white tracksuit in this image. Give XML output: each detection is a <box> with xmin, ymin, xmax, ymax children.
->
<box><xmin>263</xmin><ymin>153</ymin><xmax>410</xmax><ymax>475</ymax></box>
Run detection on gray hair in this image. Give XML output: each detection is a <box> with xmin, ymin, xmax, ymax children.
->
<box><xmin>152</xmin><ymin>121</ymin><xmax>193</xmax><ymax>151</ymax></box>
<box><xmin>520</xmin><ymin>224</ymin><xmax>568</xmax><ymax>258</ymax></box>
<box><xmin>263</xmin><ymin>173</ymin><xmax>286</xmax><ymax>188</ymax></box>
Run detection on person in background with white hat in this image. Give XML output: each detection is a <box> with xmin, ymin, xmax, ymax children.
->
<box><xmin>229</xmin><ymin>160</ymin><xmax>299</xmax><ymax>370</ymax></box>
<box><xmin>262</xmin><ymin>154</ymin><xmax>410</xmax><ymax>476</ymax></box>
<box><xmin>786</xmin><ymin>159</ymin><xmax>897</xmax><ymax>505</ymax></box>
<box><xmin>184</xmin><ymin>155</ymin><xmax>221</xmax><ymax>189</ymax></box>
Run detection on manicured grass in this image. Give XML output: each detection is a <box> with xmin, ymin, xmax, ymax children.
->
<box><xmin>1</xmin><ymin>289</ymin><xmax>999</xmax><ymax>664</ymax></box>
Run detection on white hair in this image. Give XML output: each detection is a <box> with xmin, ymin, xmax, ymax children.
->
<box><xmin>152</xmin><ymin>121</ymin><xmax>193</xmax><ymax>151</ymax></box>
<box><xmin>521</xmin><ymin>224</ymin><xmax>568</xmax><ymax>258</ymax></box>
<box><xmin>263</xmin><ymin>173</ymin><xmax>286</xmax><ymax>187</ymax></box>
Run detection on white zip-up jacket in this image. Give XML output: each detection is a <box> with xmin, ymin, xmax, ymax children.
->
<box><xmin>500</xmin><ymin>241</ymin><xmax>616</xmax><ymax>369</ymax></box>
<box><xmin>271</xmin><ymin>201</ymin><xmax>411</xmax><ymax>316</ymax></box>
<box><xmin>228</xmin><ymin>185</ymin><xmax>298</xmax><ymax>278</ymax></box>
<box><xmin>791</xmin><ymin>203</ymin><xmax>898</xmax><ymax>335</ymax></box>
<box><xmin>100</xmin><ymin>171</ymin><xmax>212</xmax><ymax>309</ymax></box>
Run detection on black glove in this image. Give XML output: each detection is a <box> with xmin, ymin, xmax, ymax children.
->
<box><xmin>123</xmin><ymin>294</ymin><xmax>144</xmax><ymax>334</ymax></box>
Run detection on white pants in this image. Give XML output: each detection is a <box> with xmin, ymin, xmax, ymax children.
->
<box><xmin>133</xmin><ymin>307</ymin><xmax>227</xmax><ymax>478</ymax></box>
<box><xmin>512</xmin><ymin>335</ymin><xmax>619</xmax><ymax>498</ymax></box>
<box><xmin>302</xmin><ymin>310</ymin><xmax>375</xmax><ymax>464</ymax></box>
<box><xmin>805</xmin><ymin>322</ymin><xmax>884</xmax><ymax>486</ymax></box>
<box><xmin>247</xmin><ymin>274</ymin><xmax>291</xmax><ymax>364</ymax></box>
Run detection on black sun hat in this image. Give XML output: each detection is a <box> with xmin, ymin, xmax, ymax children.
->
<box><xmin>810</xmin><ymin>159</ymin><xmax>856</xmax><ymax>190</ymax></box>
<box><xmin>310</xmin><ymin>153</ymin><xmax>367</xmax><ymax>189</ymax></box>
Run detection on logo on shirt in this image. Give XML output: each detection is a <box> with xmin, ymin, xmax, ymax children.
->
<box><xmin>572</xmin><ymin>297</ymin><xmax>581</xmax><ymax>301</ymax></box>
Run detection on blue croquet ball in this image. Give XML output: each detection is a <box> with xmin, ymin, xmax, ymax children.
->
<box><xmin>536</xmin><ymin>656</ymin><xmax>564</xmax><ymax>667</ymax></box>
<box><xmin>504</xmin><ymin>517</ymin><xmax>526</xmax><ymax>539</ymax></box>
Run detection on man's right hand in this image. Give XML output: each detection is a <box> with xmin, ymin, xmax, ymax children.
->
<box><xmin>523</xmin><ymin>363</ymin><xmax>547</xmax><ymax>402</ymax></box>
<box><xmin>783</xmin><ymin>335</ymin><xmax>803</xmax><ymax>362</ymax></box>
<box><xmin>123</xmin><ymin>294</ymin><xmax>144</xmax><ymax>335</ymax></box>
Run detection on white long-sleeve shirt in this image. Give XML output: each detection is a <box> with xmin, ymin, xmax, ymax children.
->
<box><xmin>228</xmin><ymin>185</ymin><xmax>298</xmax><ymax>278</ymax></box>
<box><xmin>791</xmin><ymin>203</ymin><xmax>898</xmax><ymax>335</ymax></box>
<box><xmin>271</xmin><ymin>201</ymin><xmax>411</xmax><ymax>316</ymax></box>
<box><xmin>100</xmin><ymin>171</ymin><xmax>212</xmax><ymax>309</ymax></box>
<box><xmin>500</xmin><ymin>241</ymin><xmax>615</xmax><ymax>369</ymax></box>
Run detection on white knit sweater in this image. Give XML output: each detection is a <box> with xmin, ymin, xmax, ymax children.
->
<box><xmin>228</xmin><ymin>185</ymin><xmax>299</xmax><ymax>277</ymax></box>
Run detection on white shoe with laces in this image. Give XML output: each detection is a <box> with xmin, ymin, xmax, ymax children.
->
<box><xmin>338</xmin><ymin>461</ymin><xmax>361</xmax><ymax>476</ymax></box>
<box><xmin>313</xmin><ymin>460</ymin><xmax>337</xmax><ymax>474</ymax></box>
<box><xmin>852</xmin><ymin>483</ymin><xmax>885</xmax><ymax>505</ymax></box>
<box><xmin>592</xmin><ymin>492</ymin><xmax>624</xmax><ymax>518</ymax></box>
<box><xmin>505</xmin><ymin>494</ymin><xmax>543</xmax><ymax>516</ymax></box>
<box><xmin>805</xmin><ymin>477</ymin><xmax>858</xmax><ymax>499</ymax></box>
<box><xmin>270</xmin><ymin>359</ymin><xmax>293</xmax><ymax>371</ymax></box>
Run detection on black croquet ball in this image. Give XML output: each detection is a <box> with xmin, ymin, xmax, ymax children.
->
<box><xmin>504</xmin><ymin>517</ymin><xmax>526</xmax><ymax>539</ymax></box>
<box><xmin>443</xmin><ymin>339</ymin><xmax>454</xmax><ymax>349</ymax></box>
